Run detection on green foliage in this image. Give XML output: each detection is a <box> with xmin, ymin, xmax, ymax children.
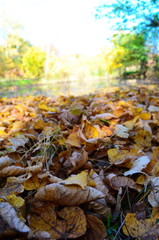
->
<box><xmin>104</xmin><ymin>32</ymin><xmax>148</xmax><ymax>77</ymax></box>
<box><xmin>22</xmin><ymin>47</ymin><xmax>46</xmax><ymax>78</ymax></box>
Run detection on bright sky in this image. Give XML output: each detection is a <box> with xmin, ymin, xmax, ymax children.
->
<box><xmin>0</xmin><ymin>0</ymin><xmax>113</xmax><ymax>55</ymax></box>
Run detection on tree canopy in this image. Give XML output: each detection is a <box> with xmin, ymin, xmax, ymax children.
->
<box><xmin>96</xmin><ymin>0</ymin><xmax>159</xmax><ymax>32</ymax></box>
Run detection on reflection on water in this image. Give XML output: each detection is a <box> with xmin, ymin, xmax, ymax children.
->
<box><xmin>0</xmin><ymin>77</ymin><xmax>159</xmax><ymax>98</ymax></box>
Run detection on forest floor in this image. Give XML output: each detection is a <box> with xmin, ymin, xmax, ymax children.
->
<box><xmin>0</xmin><ymin>85</ymin><xmax>159</xmax><ymax>240</ymax></box>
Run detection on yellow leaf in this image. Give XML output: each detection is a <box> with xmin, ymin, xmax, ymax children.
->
<box><xmin>6</xmin><ymin>194</ymin><xmax>24</xmax><ymax>208</ymax></box>
<box><xmin>139</xmin><ymin>112</ymin><xmax>151</xmax><ymax>120</ymax></box>
<box><xmin>123</xmin><ymin>212</ymin><xmax>159</xmax><ymax>238</ymax></box>
<box><xmin>59</xmin><ymin>171</ymin><xmax>88</xmax><ymax>189</ymax></box>
<box><xmin>0</xmin><ymin>130</ymin><xmax>7</xmax><ymax>137</ymax></box>
<box><xmin>38</xmin><ymin>103</ymin><xmax>57</xmax><ymax>112</ymax></box>
<box><xmin>23</xmin><ymin>174</ymin><xmax>48</xmax><ymax>190</ymax></box>
<box><xmin>33</xmin><ymin>119</ymin><xmax>47</xmax><ymax>130</ymax></box>
<box><xmin>134</xmin><ymin>129</ymin><xmax>152</xmax><ymax>150</ymax></box>
<box><xmin>65</xmin><ymin>132</ymin><xmax>81</xmax><ymax>147</ymax></box>
<box><xmin>9</xmin><ymin>121</ymin><xmax>25</xmax><ymax>134</ymax></box>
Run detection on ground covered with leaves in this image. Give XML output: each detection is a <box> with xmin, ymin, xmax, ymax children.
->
<box><xmin>0</xmin><ymin>86</ymin><xmax>159</xmax><ymax>240</ymax></box>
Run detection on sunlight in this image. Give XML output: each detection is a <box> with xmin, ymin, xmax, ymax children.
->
<box><xmin>0</xmin><ymin>0</ymin><xmax>111</xmax><ymax>54</ymax></box>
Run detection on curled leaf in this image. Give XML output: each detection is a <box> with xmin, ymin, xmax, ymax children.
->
<box><xmin>0</xmin><ymin>202</ymin><xmax>30</xmax><ymax>233</ymax></box>
<box><xmin>124</xmin><ymin>156</ymin><xmax>150</xmax><ymax>176</ymax></box>
<box><xmin>35</xmin><ymin>183</ymin><xmax>104</xmax><ymax>205</ymax></box>
<box><xmin>86</xmin><ymin>214</ymin><xmax>107</xmax><ymax>240</ymax></box>
<box><xmin>0</xmin><ymin>156</ymin><xmax>14</xmax><ymax>170</ymax></box>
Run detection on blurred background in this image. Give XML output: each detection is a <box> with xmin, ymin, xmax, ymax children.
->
<box><xmin>0</xmin><ymin>0</ymin><xmax>159</xmax><ymax>97</ymax></box>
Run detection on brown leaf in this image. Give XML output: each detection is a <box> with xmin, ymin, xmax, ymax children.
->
<box><xmin>86</xmin><ymin>214</ymin><xmax>107</xmax><ymax>240</ymax></box>
<box><xmin>0</xmin><ymin>177</ymin><xmax>24</xmax><ymax>197</ymax></box>
<box><xmin>0</xmin><ymin>156</ymin><xmax>14</xmax><ymax>169</ymax></box>
<box><xmin>35</xmin><ymin>183</ymin><xmax>104</xmax><ymax>205</ymax></box>
<box><xmin>0</xmin><ymin>166</ymin><xmax>26</xmax><ymax>177</ymax></box>
<box><xmin>63</xmin><ymin>149</ymin><xmax>88</xmax><ymax>173</ymax></box>
<box><xmin>134</xmin><ymin>129</ymin><xmax>152</xmax><ymax>150</ymax></box>
<box><xmin>106</xmin><ymin>174</ymin><xmax>141</xmax><ymax>191</ymax></box>
<box><xmin>29</xmin><ymin>203</ymin><xmax>86</xmax><ymax>239</ymax></box>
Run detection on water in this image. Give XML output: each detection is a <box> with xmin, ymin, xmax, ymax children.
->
<box><xmin>0</xmin><ymin>77</ymin><xmax>159</xmax><ymax>98</ymax></box>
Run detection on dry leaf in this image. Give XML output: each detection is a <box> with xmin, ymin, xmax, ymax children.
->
<box><xmin>114</xmin><ymin>124</ymin><xmax>129</xmax><ymax>138</ymax></box>
<box><xmin>0</xmin><ymin>177</ymin><xmax>24</xmax><ymax>197</ymax></box>
<box><xmin>9</xmin><ymin>121</ymin><xmax>25</xmax><ymax>134</ymax></box>
<box><xmin>90</xmin><ymin>113</ymin><xmax>115</xmax><ymax>120</ymax></box>
<box><xmin>9</xmin><ymin>134</ymin><xmax>29</xmax><ymax>147</ymax></box>
<box><xmin>0</xmin><ymin>166</ymin><xmax>26</xmax><ymax>177</ymax></box>
<box><xmin>86</xmin><ymin>214</ymin><xmax>107</xmax><ymax>240</ymax></box>
<box><xmin>63</xmin><ymin>149</ymin><xmax>88</xmax><ymax>173</ymax></box>
<box><xmin>35</xmin><ymin>183</ymin><xmax>104</xmax><ymax>205</ymax></box>
<box><xmin>134</xmin><ymin>129</ymin><xmax>152</xmax><ymax>150</ymax></box>
<box><xmin>124</xmin><ymin>156</ymin><xmax>150</xmax><ymax>176</ymax></box>
<box><xmin>0</xmin><ymin>202</ymin><xmax>30</xmax><ymax>233</ymax></box>
<box><xmin>123</xmin><ymin>212</ymin><xmax>159</xmax><ymax>239</ymax></box>
<box><xmin>23</xmin><ymin>174</ymin><xmax>48</xmax><ymax>190</ymax></box>
<box><xmin>148</xmin><ymin>177</ymin><xmax>159</xmax><ymax>207</ymax></box>
<box><xmin>59</xmin><ymin>170</ymin><xmax>88</xmax><ymax>189</ymax></box>
<box><xmin>65</xmin><ymin>132</ymin><xmax>81</xmax><ymax>147</ymax></box>
<box><xmin>82</xmin><ymin>116</ymin><xmax>105</xmax><ymax>139</ymax></box>
<box><xmin>148</xmin><ymin>105</ymin><xmax>159</xmax><ymax>112</ymax></box>
<box><xmin>0</xmin><ymin>156</ymin><xmax>14</xmax><ymax>169</ymax></box>
<box><xmin>6</xmin><ymin>194</ymin><xmax>25</xmax><ymax>208</ymax></box>
<box><xmin>107</xmin><ymin>174</ymin><xmax>141</xmax><ymax>191</ymax></box>
<box><xmin>29</xmin><ymin>203</ymin><xmax>86</xmax><ymax>239</ymax></box>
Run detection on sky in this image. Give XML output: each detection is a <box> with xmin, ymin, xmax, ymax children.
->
<box><xmin>0</xmin><ymin>0</ymin><xmax>113</xmax><ymax>55</ymax></box>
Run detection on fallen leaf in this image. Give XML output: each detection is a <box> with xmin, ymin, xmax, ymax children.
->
<box><xmin>35</xmin><ymin>183</ymin><xmax>104</xmax><ymax>205</ymax></box>
<box><xmin>65</xmin><ymin>132</ymin><xmax>81</xmax><ymax>147</ymax></box>
<box><xmin>29</xmin><ymin>203</ymin><xmax>86</xmax><ymax>239</ymax></box>
<box><xmin>86</xmin><ymin>214</ymin><xmax>107</xmax><ymax>240</ymax></box>
<box><xmin>134</xmin><ymin>129</ymin><xmax>152</xmax><ymax>150</ymax></box>
<box><xmin>124</xmin><ymin>156</ymin><xmax>150</xmax><ymax>176</ymax></box>
<box><xmin>9</xmin><ymin>134</ymin><xmax>29</xmax><ymax>147</ymax></box>
<box><xmin>106</xmin><ymin>174</ymin><xmax>141</xmax><ymax>191</ymax></box>
<box><xmin>6</xmin><ymin>194</ymin><xmax>25</xmax><ymax>208</ymax></box>
<box><xmin>148</xmin><ymin>105</ymin><xmax>159</xmax><ymax>112</ymax></box>
<box><xmin>90</xmin><ymin>113</ymin><xmax>115</xmax><ymax>120</ymax></box>
<box><xmin>123</xmin><ymin>212</ymin><xmax>159</xmax><ymax>239</ymax></box>
<box><xmin>0</xmin><ymin>156</ymin><xmax>14</xmax><ymax>169</ymax></box>
<box><xmin>63</xmin><ymin>149</ymin><xmax>88</xmax><ymax>173</ymax></box>
<box><xmin>148</xmin><ymin>177</ymin><xmax>159</xmax><ymax>207</ymax></box>
<box><xmin>0</xmin><ymin>202</ymin><xmax>30</xmax><ymax>233</ymax></box>
<box><xmin>23</xmin><ymin>174</ymin><xmax>48</xmax><ymax>190</ymax></box>
<box><xmin>9</xmin><ymin>121</ymin><xmax>25</xmax><ymax>134</ymax></box>
<box><xmin>114</xmin><ymin>124</ymin><xmax>129</xmax><ymax>138</ymax></box>
<box><xmin>59</xmin><ymin>170</ymin><xmax>88</xmax><ymax>189</ymax></box>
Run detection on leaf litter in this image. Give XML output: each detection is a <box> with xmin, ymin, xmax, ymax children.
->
<box><xmin>0</xmin><ymin>86</ymin><xmax>159</xmax><ymax>239</ymax></box>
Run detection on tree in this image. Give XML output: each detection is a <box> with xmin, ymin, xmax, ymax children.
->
<box><xmin>96</xmin><ymin>0</ymin><xmax>159</xmax><ymax>78</ymax></box>
<box><xmin>104</xmin><ymin>32</ymin><xmax>148</xmax><ymax>78</ymax></box>
<box><xmin>96</xmin><ymin>0</ymin><xmax>159</xmax><ymax>33</ymax></box>
<box><xmin>22</xmin><ymin>47</ymin><xmax>46</xmax><ymax>78</ymax></box>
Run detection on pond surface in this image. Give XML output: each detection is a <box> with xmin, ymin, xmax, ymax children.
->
<box><xmin>0</xmin><ymin>77</ymin><xmax>159</xmax><ymax>98</ymax></box>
